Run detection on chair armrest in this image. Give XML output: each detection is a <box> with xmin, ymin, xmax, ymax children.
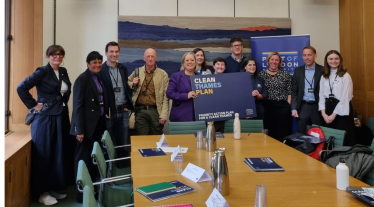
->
<box><xmin>101</xmin><ymin>174</ymin><xmax>132</xmax><ymax>182</ymax></box>
<box><xmin>105</xmin><ymin>157</ymin><xmax>131</xmax><ymax>162</ymax></box>
<box><xmin>76</xmin><ymin>176</ymin><xmax>132</xmax><ymax>192</ymax></box>
<box><xmin>114</xmin><ymin>144</ymin><xmax>131</xmax><ymax>149</ymax></box>
<box><xmin>92</xmin><ymin>157</ymin><xmax>131</xmax><ymax>166</ymax></box>
<box><xmin>117</xmin><ymin>204</ymin><xmax>134</xmax><ymax>207</ymax></box>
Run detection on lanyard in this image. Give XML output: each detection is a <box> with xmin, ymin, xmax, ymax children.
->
<box><xmin>328</xmin><ymin>74</ymin><xmax>338</xmax><ymax>95</ymax></box>
<box><xmin>143</xmin><ymin>69</ymin><xmax>155</xmax><ymax>91</ymax></box>
<box><xmin>109</xmin><ymin>67</ymin><xmax>119</xmax><ymax>87</ymax></box>
<box><xmin>305</xmin><ymin>75</ymin><xmax>314</xmax><ymax>89</ymax></box>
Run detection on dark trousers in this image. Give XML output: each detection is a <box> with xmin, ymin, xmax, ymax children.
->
<box><xmin>74</xmin><ymin>115</ymin><xmax>105</xmax><ymax>182</ymax></box>
<box><xmin>297</xmin><ymin>102</ymin><xmax>323</xmax><ymax>134</ymax></box>
<box><xmin>106</xmin><ymin>110</ymin><xmax>130</xmax><ymax>167</ymax></box>
<box><xmin>325</xmin><ymin>102</ymin><xmax>356</xmax><ymax>146</ymax></box>
<box><xmin>264</xmin><ymin>100</ymin><xmax>291</xmax><ymax>142</ymax></box>
<box><xmin>135</xmin><ymin>108</ymin><xmax>164</xmax><ymax>135</ymax></box>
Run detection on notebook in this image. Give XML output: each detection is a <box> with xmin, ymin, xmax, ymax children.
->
<box><xmin>137</xmin><ymin>182</ymin><xmax>176</xmax><ymax>195</ymax></box>
<box><xmin>138</xmin><ymin>148</ymin><xmax>167</xmax><ymax>157</ymax></box>
<box><xmin>244</xmin><ymin>157</ymin><xmax>284</xmax><ymax>172</ymax></box>
<box><xmin>138</xmin><ymin>180</ymin><xmax>195</xmax><ymax>202</ymax></box>
<box><xmin>346</xmin><ymin>186</ymin><xmax>374</xmax><ymax>205</ymax></box>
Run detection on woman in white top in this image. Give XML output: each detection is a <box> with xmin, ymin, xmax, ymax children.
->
<box><xmin>318</xmin><ymin>50</ymin><xmax>355</xmax><ymax>146</ymax></box>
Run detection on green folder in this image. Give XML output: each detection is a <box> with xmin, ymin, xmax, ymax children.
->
<box><xmin>136</xmin><ymin>182</ymin><xmax>176</xmax><ymax>195</ymax></box>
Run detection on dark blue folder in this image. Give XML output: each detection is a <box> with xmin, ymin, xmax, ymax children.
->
<box><xmin>138</xmin><ymin>148</ymin><xmax>166</xmax><ymax>157</ymax></box>
<box><xmin>244</xmin><ymin>157</ymin><xmax>284</xmax><ymax>172</ymax></box>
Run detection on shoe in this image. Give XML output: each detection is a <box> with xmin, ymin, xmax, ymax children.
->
<box><xmin>49</xmin><ymin>191</ymin><xmax>67</xmax><ymax>199</ymax></box>
<box><xmin>38</xmin><ymin>192</ymin><xmax>58</xmax><ymax>205</ymax></box>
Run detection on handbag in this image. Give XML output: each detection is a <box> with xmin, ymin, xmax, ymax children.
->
<box><xmin>24</xmin><ymin>70</ymin><xmax>63</xmax><ymax>125</ymax></box>
<box><xmin>25</xmin><ymin>103</ymin><xmax>50</xmax><ymax>125</ymax></box>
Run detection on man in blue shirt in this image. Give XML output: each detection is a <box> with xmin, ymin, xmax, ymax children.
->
<box><xmin>291</xmin><ymin>46</ymin><xmax>323</xmax><ymax>133</ymax></box>
<box><xmin>224</xmin><ymin>37</ymin><xmax>246</xmax><ymax>73</ymax></box>
<box><xmin>98</xmin><ymin>41</ymin><xmax>134</xmax><ymax>167</ymax></box>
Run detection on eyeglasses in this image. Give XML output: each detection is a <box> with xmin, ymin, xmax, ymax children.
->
<box><xmin>231</xmin><ymin>44</ymin><xmax>242</xmax><ymax>47</ymax></box>
<box><xmin>51</xmin><ymin>53</ymin><xmax>64</xmax><ymax>58</ymax></box>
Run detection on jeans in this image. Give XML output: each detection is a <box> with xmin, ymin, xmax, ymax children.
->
<box><xmin>105</xmin><ymin>110</ymin><xmax>130</xmax><ymax>167</ymax></box>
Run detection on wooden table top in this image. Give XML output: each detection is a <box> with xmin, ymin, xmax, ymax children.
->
<box><xmin>130</xmin><ymin>133</ymin><xmax>368</xmax><ymax>207</ymax></box>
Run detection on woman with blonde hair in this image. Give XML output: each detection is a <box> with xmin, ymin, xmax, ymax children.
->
<box><xmin>167</xmin><ymin>52</ymin><xmax>197</xmax><ymax>121</ymax></box>
<box><xmin>259</xmin><ymin>52</ymin><xmax>292</xmax><ymax>141</ymax></box>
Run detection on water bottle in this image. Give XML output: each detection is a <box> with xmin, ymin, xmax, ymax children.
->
<box><xmin>336</xmin><ymin>158</ymin><xmax>349</xmax><ymax>190</ymax></box>
<box><xmin>211</xmin><ymin>148</ymin><xmax>230</xmax><ymax>196</ymax></box>
<box><xmin>205</xmin><ymin>122</ymin><xmax>216</xmax><ymax>152</ymax></box>
<box><xmin>233</xmin><ymin>113</ymin><xmax>241</xmax><ymax>139</ymax></box>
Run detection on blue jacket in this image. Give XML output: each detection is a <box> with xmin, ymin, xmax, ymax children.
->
<box><xmin>251</xmin><ymin>74</ymin><xmax>267</xmax><ymax>113</ymax></box>
<box><xmin>17</xmin><ymin>63</ymin><xmax>72</xmax><ymax>115</ymax></box>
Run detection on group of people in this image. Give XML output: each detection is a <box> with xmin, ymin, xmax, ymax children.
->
<box><xmin>17</xmin><ymin>37</ymin><xmax>355</xmax><ymax>205</ymax></box>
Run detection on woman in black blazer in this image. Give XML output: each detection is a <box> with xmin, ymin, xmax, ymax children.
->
<box><xmin>17</xmin><ymin>45</ymin><xmax>73</xmax><ymax>205</ymax></box>
<box><xmin>70</xmin><ymin>51</ymin><xmax>108</xmax><ymax>198</ymax></box>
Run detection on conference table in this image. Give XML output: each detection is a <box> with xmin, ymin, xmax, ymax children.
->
<box><xmin>131</xmin><ymin>133</ymin><xmax>368</xmax><ymax>206</ymax></box>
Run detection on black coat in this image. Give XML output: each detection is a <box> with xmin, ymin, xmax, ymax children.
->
<box><xmin>291</xmin><ymin>63</ymin><xmax>323</xmax><ymax>111</ymax></box>
<box><xmin>98</xmin><ymin>62</ymin><xmax>134</xmax><ymax>115</ymax></box>
<box><xmin>70</xmin><ymin>69</ymin><xmax>108</xmax><ymax>140</ymax></box>
<box><xmin>17</xmin><ymin>63</ymin><xmax>71</xmax><ymax>115</ymax></box>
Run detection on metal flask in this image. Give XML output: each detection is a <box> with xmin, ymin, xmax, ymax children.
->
<box><xmin>211</xmin><ymin>148</ymin><xmax>230</xmax><ymax>196</ymax></box>
<box><xmin>205</xmin><ymin>122</ymin><xmax>216</xmax><ymax>152</ymax></box>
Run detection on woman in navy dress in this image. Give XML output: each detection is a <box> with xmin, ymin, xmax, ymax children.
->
<box><xmin>241</xmin><ymin>57</ymin><xmax>267</xmax><ymax>119</ymax></box>
<box><xmin>17</xmin><ymin>45</ymin><xmax>73</xmax><ymax>205</ymax></box>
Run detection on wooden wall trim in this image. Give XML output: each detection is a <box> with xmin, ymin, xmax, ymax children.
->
<box><xmin>9</xmin><ymin>0</ymin><xmax>43</xmax><ymax>132</ymax></box>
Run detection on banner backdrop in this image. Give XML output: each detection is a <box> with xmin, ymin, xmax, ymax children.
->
<box><xmin>251</xmin><ymin>35</ymin><xmax>310</xmax><ymax>75</ymax></box>
<box><xmin>251</xmin><ymin>35</ymin><xmax>310</xmax><ymax>134</ymax></box>
<box><xmin>192</xmin><ymin>73</ymin><xmax>256</xmax><ymax>122</ymax></box>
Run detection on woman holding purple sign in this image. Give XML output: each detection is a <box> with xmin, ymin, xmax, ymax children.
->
<box><xmin>167</xmin><ymin>52</ymin><xmax>197</xmax><ymax>122</ymax></box>
<box><xmin>259</xmin><ymin>52</ymin><xmax>292</xmax><ymax>142</ymax></box>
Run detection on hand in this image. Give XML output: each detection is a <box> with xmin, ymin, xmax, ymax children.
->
<box><xmin>105</xmin><ymin>114</ymin><xmax>109</xmax><ymax>119</ymax></box>
<box><xmin>245</xmin><ymin>117</ymin><xmax>253</xmax><ymax>119</ymax></box>
<box><xmin>76</xmin><ymin>134</ymin><xmax>84</xmax><ymax>143</ymax></box>
<box><xmin>252</xmin><ymin>90</ymin><xmax>260</xmax><ymax>97</ymax></box>
<box><xmin>322</xmin><ymin>112</ymin><xmax>331</xmax><ymax>124</ymax></box>
<box><xmin>124</xmin><ymin>108</ymin><xmax>129</xmax><ymax>111</ymax></box>
<box><xmin>292</xmin><ymin>111</ymin><xmax>299</xmax><ymax>118</ymax></box>
<box><xmin>159</xmin><ymin>118</ymin><xmax>166</xmax><ymax>125</ymax></box>
<box><xmin>133</xmin><ymin>77</ymin><xmax>140</xmax><ymax>86</ymax></box>
<box><xmin>328</xmin><ymin>113</ymin><xmax>337</xmax><ymax>122</ymax></box>
<box><xmin>188</xmin><ymin>91</ymin><xmax>197</xmax><ymax>99</ymax></box>
<box><xmin>34</xmin><ymin>103</ymin><xmax>44</xmax><ymax>111</ymax></box>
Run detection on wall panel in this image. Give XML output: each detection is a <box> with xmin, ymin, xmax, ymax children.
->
<box><xmin>340</xmin><ymin>0</ymin><xmax>374</xmax><ymax>123</ymax></box>
<box><xmin>9</xmin><ymin>0</ymin><xmax>43</xmax><ymax>132</ymax></box>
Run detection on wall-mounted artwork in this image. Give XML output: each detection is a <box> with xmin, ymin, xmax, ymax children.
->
<box><xmin>118</xmin><ymin>16</ymin><xmax>291</xmax><ymax>76</ymax></box>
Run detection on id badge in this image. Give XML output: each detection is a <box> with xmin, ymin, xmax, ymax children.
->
<box><xmin>142</xmin><ymin>91</ymin><xmax>147</xmax><ymax>96</ymax></box>
<box><xmin>329</xmin><ymin>94</ymin><xmax>335</xmax><ymax>98</ymax></box>
<box><xmin>113</xmin><ymin>87</ymin><xmax>121</xmax><ymax>92</ymax></box>
<box><xmin>308</xmin><ymin>88</ymin><xmax>314</xmax><ymax>93</ymax></box>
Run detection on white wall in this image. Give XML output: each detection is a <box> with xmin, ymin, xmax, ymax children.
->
<box><xmin>43</xmin><ymin>0</ymin><xmax>339</xmax><ymax>112</ymax></box>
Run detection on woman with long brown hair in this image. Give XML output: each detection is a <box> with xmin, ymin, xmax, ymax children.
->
<box><xmin>318</xmin><ymin>50</ymin><xmax>355</xmax><ymax>146</ymax></box>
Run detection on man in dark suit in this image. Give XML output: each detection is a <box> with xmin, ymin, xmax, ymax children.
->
<box><xmin>98</xmin><ymin>42</ymin><xmax>134</xmax><ymax>167</ymax></box>
<box><xmin>291</xmin><ymin>46</ymin><xmax>323</xmax><ymax>133</ymax></box>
